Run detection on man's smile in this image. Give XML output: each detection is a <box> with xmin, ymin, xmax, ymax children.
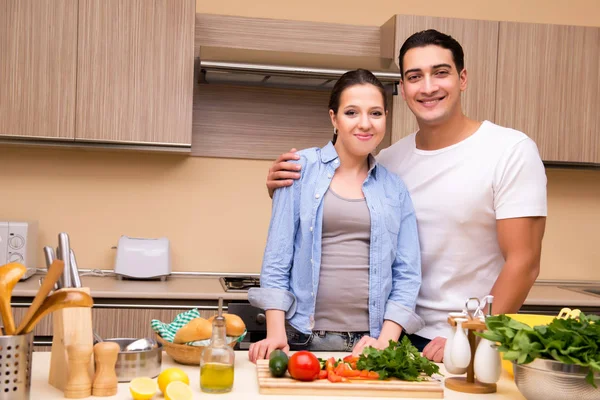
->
<box><xmin>417</xmin><ymin>96</ymin><xmax>446</xmax><ymax>108</ymax></box>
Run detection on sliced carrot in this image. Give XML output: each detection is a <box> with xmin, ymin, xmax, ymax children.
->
<box><xmin>339</xmin><ymin>369</ymin><xmax>361</xmax><ymax>378</ymax></box>
<box><xmin>327</xmin><ymin>370</ymin><xmax>349</xmax><ymax>383</ymax></box>
<box><xmin>368</xmin><ymin>371</ymin><xmax>379</xmax><ymax>379</ymax></box>
<box><xmin>327</xmin><ymin>370</ymin><xmax>343</xmax><ymax>383</ymax></box>
<box><xmin>325</xmin><ymin>357</ymin><xmax>336</xmax><ymax>372</ymax></box>
<box><xmin>351</xmin><ymin>370</ymin><xmax>380</xmax><ymax>380</ymax></box>
<box><xmin>334</xmin><ymin>362</ymin><xmax>348</xmax><ymax>375</ymax></box>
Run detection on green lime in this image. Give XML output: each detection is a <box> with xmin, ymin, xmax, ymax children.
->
<box><xmin>268</xmin><ymin>350</ymin><xmax>289</xmax><ymax>377</ymax></box>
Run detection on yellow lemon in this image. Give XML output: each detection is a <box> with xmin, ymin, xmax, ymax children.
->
<box><xmin>165</xmin><ymin>381</ymin><xmax>193</xmax><ymax>400</ymax></box>
<box><xmin>157</xmin><ymin>368</ymin><xmax>190</xmax><ymax>395</ymax></box>
<box><xmin>129</xmin><ymin>377</ymin><xmax>158</xmax><ymax>400</ymax></box>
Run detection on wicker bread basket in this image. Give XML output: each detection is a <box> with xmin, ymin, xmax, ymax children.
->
<box><xmin>155</xmin><ymin>333</ymin><xmax>237</xmax><ymax>365</ymax></box>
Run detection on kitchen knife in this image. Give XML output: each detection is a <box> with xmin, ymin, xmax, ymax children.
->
<box><xmin>43</xmin><ymin>246</ymin><xmax>60</xmax><ymax>290</ymax></box>
<box><xmin>69</xmin><ymin>249</ymin><xmax>82</xmax><ymax>288</ymax></box>
<box><xmin>58</xmin><ymin>233</ymin><xmax>73</xmax><ymax>288</ymax></box>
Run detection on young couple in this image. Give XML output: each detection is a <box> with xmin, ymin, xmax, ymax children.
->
<box><xmin>248</xmin><ymin>29</ymin><xmax>547</xmax><ymax>364</ymax></box>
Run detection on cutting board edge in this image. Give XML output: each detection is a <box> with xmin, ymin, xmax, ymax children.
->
<box><xmin>258</xmin><ymin>386</ymin><xmax>444</xmax><ymax>398</ymax></box>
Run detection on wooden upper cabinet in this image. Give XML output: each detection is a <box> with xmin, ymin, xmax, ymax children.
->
<box><xmin>196</xmin><ymin>14</ymin><xmax>389</xmax><ymax>71</ymax></box>
<box><xmin>381</xmin><ymin>15</ymin><xmax>499</xmax><ymax>143</ymax></box>
<box><xmin>76</xmin><ymin>0</ymin><xmax>195</xmax><ymax>147</ymax></box>
<box><xmin>496</xmin><ymin>23</ymin><xmax>600</xmax><ymax>164</ymax></box>
<box><xmin>192</xmin><ymin>84</ymin><xmax>392</xmax><ymax>160</ymax></box>
<box><xmin>0</xmin><ymin>0</ymin><xmax>77</xmax><ymax>140</ymax></box>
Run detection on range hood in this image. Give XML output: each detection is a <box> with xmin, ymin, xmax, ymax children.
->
<box><xmin>198</xmin><ymin>60</ymin><xmax>401</xmax><ymax>93</ymax></box>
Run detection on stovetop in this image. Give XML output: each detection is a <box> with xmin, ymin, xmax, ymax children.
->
<box><xmin>219</xmin><ymin>276</ymin><xmax>260</xmax><ymax>292</ymax></box>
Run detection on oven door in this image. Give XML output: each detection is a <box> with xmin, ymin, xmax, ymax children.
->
<box><xmin>227</xmin><ymin>302</ymin><xmax>266</xmax><ymax>349</ymax></box>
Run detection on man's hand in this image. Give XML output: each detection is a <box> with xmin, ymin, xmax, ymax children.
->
<box><xmin>422</xmin><ymin>337</ymin><xmax>446</xmax><ymax>362</ymax></box>
<box><xmin>266</xmin><ymin>148</ymin><xmax>301</xmax><ymax>198</ymax></box>
<box><xmin>351</xmin><ymin>335</ymin><xmax>389</xmax><ymax>357</ymax></box>
<box><xmin>248</xmin><ymin>336</ymin><xmax>290</xmax><ymax>364</ymax></box>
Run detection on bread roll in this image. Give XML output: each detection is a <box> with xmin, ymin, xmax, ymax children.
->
<box><xmin>173</xmin><ymin>317</ymin><xmax>212</xmax><ymax>344</ymax></box>
<box><xmin>208</xmin><ymin>313</ymin><xmax>246</xmax><ymax>337</ymax></box>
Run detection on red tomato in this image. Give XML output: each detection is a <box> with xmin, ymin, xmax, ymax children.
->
<box><xmin>287</xmin><ymin>351</ymin><xmax>321</xmax><ymax>381</ymax></box>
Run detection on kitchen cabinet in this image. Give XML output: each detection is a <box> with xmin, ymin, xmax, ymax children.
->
<box><xmin>12</xmin><ymin>305</ymin><xmax>53</xmax><ymax>335</ymax></box>
<box><xmin>380</xmin><ymin>15</ymin><xmax>499</xmax><ymax>144</ymax></box>
<box><xmin>495</xmin><ymin>22</ymin><xmax>600</xmax><ymax>164</ymax></box>
<box><xmin>92</xmin><ymin>307</ymin><xmax>217</xmax><ymax>341</ymax></box>
<box><xmin>191</xmin><ymin>84</ymin><xmax>392</xmax><ymax>160</ymax></box>
<box><xmin>12</xmin><ymin>303</ymin><xmax>218</xmax><ymax>351</ymax></box>
<box><xmin>11</xmin><ymin>306</ymin><xmax>53</xmax><ymax>351</ymax></box>
<box><xmin>195</xmin><ymin>13</ymin><xmax>387</xmax><ymax>71</ymax></box>
<box><xmin>0</xmin><ymin>0</ymin><xmax>78</xmax><ymax>140</ymax></box>
<box><xmin>0</xmin><ymin>0</ymin><xmax>194</xmax><ymax>149</ymax></box>
<box><xmin>76</xmin><ymin>0</ymin><xmax>195</xmax><ymax>147</ymax></box>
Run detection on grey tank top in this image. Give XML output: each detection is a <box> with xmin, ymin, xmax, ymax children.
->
<box><xmin>313</xmin><ymin>188</ymin><xmax>370</xmax><ymax>332</ymax></box>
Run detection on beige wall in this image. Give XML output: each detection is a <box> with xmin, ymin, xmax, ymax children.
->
<box><xmin>1</xmin><ymin>0</ymin><xmax>599</xmax><ymax>280</ymax></box>
<box><xmin>196</xmin><ymin>0</ymin><xmax>600</xmax><ymax>27</ymax></box>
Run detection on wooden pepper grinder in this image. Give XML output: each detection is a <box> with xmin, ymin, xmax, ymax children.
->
<box><xmin>92</xmin><ymin>342</ymin><xmax>120</xmax><ymax>396</ymax></box>
<box><xmin>64</xmin><ymin>344</ymin><xmax>93</xmax><ymax>398</ymax></box>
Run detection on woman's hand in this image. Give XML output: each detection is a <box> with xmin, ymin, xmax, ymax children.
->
<box><xmin>248</xmin><ymin>335</ymin><xmax>290</xmax><ymax>363</ymax></box>
<box><xmin>351</xmin><ymin>335</ymin><xmax>389</xmax><ymax>357</ymax></box>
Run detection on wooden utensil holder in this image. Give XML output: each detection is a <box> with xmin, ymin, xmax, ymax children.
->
<box><xmin>444</xmin><ymin>316</ymin><xmax>497</xmax><ymax>394</ymax></box>
<box><xmin>48</xmin><ymin>287</ymin><xmax>95</xmax><ymax>393</ymax></box>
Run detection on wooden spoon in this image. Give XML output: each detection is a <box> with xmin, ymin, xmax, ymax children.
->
<box><xmin>0</xmin><ymin>262</ymin><xmax>28</xmax><ymax>335</ymax></box>
<box><xmin>15</xmin><ymin>260</ymin><xmax>65</xmax><ymax>335</ymax></box>
<box><xmin>21</xmin><ymin>289</ymin><xmax>94</xmax><ymax>334</ymax></box>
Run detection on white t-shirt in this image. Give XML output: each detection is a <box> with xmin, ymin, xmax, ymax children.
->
<box><xmin>377</xmin><ymin>120</ymin><xmax>547</xmax><ymax>339</ymax></box>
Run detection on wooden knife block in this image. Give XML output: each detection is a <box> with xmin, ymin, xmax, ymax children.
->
<box><xmin>48</xmin><ymin>287</ymin><xmax>95</xmax><ymax>392</ymax></box>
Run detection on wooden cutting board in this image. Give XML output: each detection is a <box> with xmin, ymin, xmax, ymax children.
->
<box><xmin>256</xmin><ymin>360</ymin><xmax>444</xmax><ymax>398</ymax></box>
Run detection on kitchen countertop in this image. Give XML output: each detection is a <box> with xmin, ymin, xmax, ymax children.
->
<box><xmin>13</xmin><ymin>274</ymin><xmax>249</xmax><ymax>301</ymax></box>
<box><xmin>13</xmin><ymin>273</ymin><xmax>600</xmax><ymax>307</ymax></box>
<box><xmin>30</xmin><ymin>351</ymin><xmax>526</xmax><ymax>399</ymax></box>
<box><xmin>524</xmin><ymin>284</ymin><xmax>600</xmax><ymax>307</ymax></box>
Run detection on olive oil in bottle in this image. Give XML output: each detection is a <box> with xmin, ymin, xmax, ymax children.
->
<box><xmin>200</xmin><ymin>297</ymin><xmax>235</xmax><ymax>393</ymax></box>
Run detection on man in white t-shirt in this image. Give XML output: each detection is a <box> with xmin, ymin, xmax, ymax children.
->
<box><xmin>265</xmin><ymin>29</ymin><xmax>547</xmax><ymax>362</ymax></box>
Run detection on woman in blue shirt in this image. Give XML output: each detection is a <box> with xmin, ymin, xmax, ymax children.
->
<box><xmin>248</xmin><ymin>69</ymin><xmax>423</xmax><ymax>363</ymax></box>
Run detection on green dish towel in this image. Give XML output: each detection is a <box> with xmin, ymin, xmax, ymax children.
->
<box><xmin>151</xmin><ymin>308</ymin><xmax>247</xmax><ymax>346</ymax></box>
<box><xmin>151</xmin><ymin>308</ymin><xmax>201</xmax><ymax>343</ymax></box>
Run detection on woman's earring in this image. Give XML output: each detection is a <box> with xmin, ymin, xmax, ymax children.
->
<box><xmin>332</xmin><ymin>127</ymin><xmax>338</xmax><ymax>144</ymax></box>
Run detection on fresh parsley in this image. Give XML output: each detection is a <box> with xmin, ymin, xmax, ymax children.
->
<box><xmin>478</xmin><ymin>312</ymin><xmax>600</xmax><ymax>387</ymax></box>
<box><xmin>356</xmin><ymin>336</ymin><xmax>440</xmax><ymax>380</ymax></box>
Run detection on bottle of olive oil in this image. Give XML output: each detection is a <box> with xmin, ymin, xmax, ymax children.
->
<box><xmin>200</xmin><ymin>297</ymin><xmax>235</xmax><ymax>393</ymax></box>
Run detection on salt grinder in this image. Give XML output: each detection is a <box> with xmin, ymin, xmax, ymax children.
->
<box><xmin>64</xmin><ymin>344</ymin><xmax>93</xmax><ymax>399</ymax></box>
<box><xmin>92</xmin><ymin>342</ymin><xmax>120</xmax><ymax>396</ymax></box>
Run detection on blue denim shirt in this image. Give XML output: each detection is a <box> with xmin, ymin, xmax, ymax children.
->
<box><xmin>249</xmin><ymin>142</ymin><xmax>424</xmax><ymax>337</ymax></box>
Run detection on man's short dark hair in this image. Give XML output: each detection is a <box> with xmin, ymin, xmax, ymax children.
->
<box><xmin>398</xmin><ymin>29</ymin><xmax>465</xmax><ymax>78</ymax></box>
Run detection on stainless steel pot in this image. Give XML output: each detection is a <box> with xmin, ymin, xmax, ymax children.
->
<box><xmin>513</xmin><ymin>358</ymin><xmax>600</xmax><ymax>400</ymax></box>
<box><xmin>104</xmin><ymin>338</ymin><xmax>162</xmax><ymax>382</ymax></box>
